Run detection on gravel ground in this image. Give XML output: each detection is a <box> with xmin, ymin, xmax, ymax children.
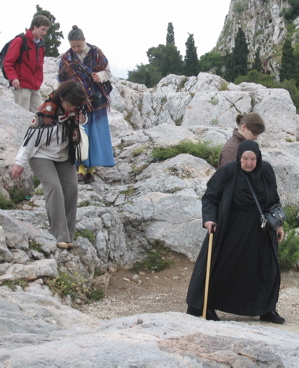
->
<box><xmin>79</xmin><ymin>252</ymin><xmax>299</xmax><ymax>335</ymax></box>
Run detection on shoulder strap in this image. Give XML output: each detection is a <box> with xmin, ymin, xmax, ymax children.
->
<box><xmin>245</xmin><ymin>175</ymin><xmax>263</xmax><ymax>215</ymax></box>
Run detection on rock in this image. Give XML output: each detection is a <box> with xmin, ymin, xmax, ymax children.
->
<box><xmin>0</xmin><ymin>287</ymin><xmax>298</xmax><ymax>367</ymax></box>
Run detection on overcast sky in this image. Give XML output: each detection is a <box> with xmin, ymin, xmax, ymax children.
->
<box><xmin>1</xmin><ymin>0</ymin><xmax>232</xmax><ymax>79</ymax></box>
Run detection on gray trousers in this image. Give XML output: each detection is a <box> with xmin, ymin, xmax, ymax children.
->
<box><xmin>29</xmin><ymin>158</ymin><xmax>78</xmax><ymax>243</ymax></box>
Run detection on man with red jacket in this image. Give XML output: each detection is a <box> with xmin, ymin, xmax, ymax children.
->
<box><xmin>4</xmin><ymin>15</ymin><xmax>50</xmax><ymax>112</ymax></box>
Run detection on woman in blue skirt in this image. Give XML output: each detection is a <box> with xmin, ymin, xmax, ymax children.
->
<box><xmin>58</xmin><ymin>25</ymin><xmax>115</xmax><ymax>184</ymax></box>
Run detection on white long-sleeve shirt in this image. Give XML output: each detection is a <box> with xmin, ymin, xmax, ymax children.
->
<box><xmin>15</xmin><ymin>124</ymin><xmax>69</xmax><ymax>168</ymax></box>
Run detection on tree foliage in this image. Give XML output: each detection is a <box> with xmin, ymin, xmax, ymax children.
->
<box><xmin>282</xmin><ymin>0</ymin><xmax>299</xmax><ymax>21</ymax></box>
<box><xmin>34</xmin><ymin>5</ymin><xmax>64</xmax><ymax>57</ymax></box>
<box><xmin>198</xmin><ymin>52</ymin><xmax>224</xmax><ymax>74</ymax></box>
<box><xmin>225</xmin><ymin>28</ymin><xmax>249</xmax><ymax>82</ymax></box>
<box><xmin>280</xmin><ymin>38</ymin><xmax>296</xmax><ymax>82</ymax></box>
<box><xmin>127</xmin><ymin>64</ymin><xmax>162</xmax><ymax>88</ymax></box>
<box><xmin>166</xmin><ymin>22</ymin><xmax>175</xmax><ymax>45</ymax></box>
<box><xmin>184</xmin><ymin>33</ymin><xmax>199</xmax><ymax>76</ymax></box>
<box><xmin>147</xmin><ymin>44</ymin><xmax>184</xmax><ymax>77</ymax></box>
<box><xmin>252</xmin><ymin>47</ymin><xmax>262</xmax><ymax>72</ymax></box>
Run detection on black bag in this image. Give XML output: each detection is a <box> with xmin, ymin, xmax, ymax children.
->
<box><xmin>91</xmin><ymin>81</ymin><xmax>113</xmax><ymax>109</ymax></box>
<box><xmin>260</xmin><ymin>203</ymin><xmax>286</xmax><ymax>231</ymax></box>
<box><xmin>0</xmin><ymin>33</ymin><xmax>29</xmax><ymax>79</ymax></box>
<box><xmin>245</xmin><ymin>175</ymin><xmax>286</xmax><ymax>231</ymax></box>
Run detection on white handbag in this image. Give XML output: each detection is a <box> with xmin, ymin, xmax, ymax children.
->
<box><xmin>76</xmin><ymin>124</ymin><xmax>89</xmax><ymax>162</ymax></box>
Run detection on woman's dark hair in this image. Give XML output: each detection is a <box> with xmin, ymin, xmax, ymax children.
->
<box><xmin>236</xmin><ymin>113</ymin><xmax>265</xmax><ymax>136</ymax></box>
<box><xmin>52</xmin><ymin>81</ymin><xmax>87</xmax><ymax>107</ymax></box>
<box><xmin>30</xmin><ymin>15</ymin><xmax>51</xmax><ymax>30</ymax></box>
<box><xmin>68</xmin><ymin>25</ymin><xmax>85</xmax><ymax>41</ymax></box>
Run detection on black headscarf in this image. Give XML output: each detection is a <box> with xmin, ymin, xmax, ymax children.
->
<box><xmin>237</xmin><ymin>140</ymin><xmax>263</xmax><ymax>182</ymax></box>
<box><xmin>234</xmin><ymin>139</ymin><xmax>266</xmax><ymax>206</ymax></box>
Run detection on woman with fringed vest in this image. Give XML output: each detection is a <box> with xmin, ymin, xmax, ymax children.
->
<box><xmin>11</xmin><ymin>81</ymin><xmax>88</xmax><ymax>250</ymax></box>
<box><xmin>58</xmin><ymin>25</ymin><xmax>115</xmax><ymax>185</ymax></box>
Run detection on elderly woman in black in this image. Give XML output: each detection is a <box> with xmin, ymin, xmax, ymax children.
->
<box><xmin>186</xmin><ymin>140</ymin><xmax>285</xmax><ymax>324</ymax></box>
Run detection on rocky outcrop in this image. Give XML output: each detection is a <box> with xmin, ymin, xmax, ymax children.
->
<box><xmin>1</xmin><ymin>57</ymin><xmax>299</xmax><ymax>285</ymax></box>
<box><xmin>0</xmin><ymin>284</ymin><xmax>298</xmax><ymax>368</ymax></box>
<box><xmin>215</xmin><ymin>0</ymin><xmax>299</xmax><ymax>78</ymax></box>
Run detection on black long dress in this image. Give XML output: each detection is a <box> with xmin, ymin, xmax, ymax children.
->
<box><xmin>186</xmin><ymin>143</ymin><xmax>281</xmax><ymax>317</ymax></box>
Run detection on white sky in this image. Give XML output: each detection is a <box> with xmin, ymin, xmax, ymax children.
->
<box><xmin>0</xmin><ymin>0</ymin><xmax>231</xmax><ymax>79</ymax></box>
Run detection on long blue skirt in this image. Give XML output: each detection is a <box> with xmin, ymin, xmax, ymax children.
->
<box><xmin>81</xmin><ymin>109</ymin><xmax>115</xmax><ymax>168</ymax></box>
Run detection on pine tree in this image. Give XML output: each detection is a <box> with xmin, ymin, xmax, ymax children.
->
<box><xmin>225</xmin><ymin>28</ymin><xmax>249</xmax><ymax>82</ymax></box>
<box><xmin>34</xmin><ymin>5</ymin><xmax>64</xmax><ymax>57</ymax></box>
<box><xmin>184</xmin><ymin>33</ymin><xmax>199</xmax><ymax>76</ymax></box>
<box><xmin>166</xmin><ymin>23</ymin><xmax>175</xmax><ymax>45</ymax></box>
<box><xmin>252</xmin><ymin>47</ymin><xmax>262</xmax><ymax>72</ymax></box>
<box><xmin>280</xmin><ymin>38</ymin><xmax>296</xmax><ymax>82</ymax></box>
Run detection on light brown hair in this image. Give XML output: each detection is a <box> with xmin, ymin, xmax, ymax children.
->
<box><xmin>236</xmin><ymin>113</ymin><xmax>265</xmax><ymax>135</ymax></box>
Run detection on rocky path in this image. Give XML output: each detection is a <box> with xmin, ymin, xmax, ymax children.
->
<box><xmin>80</xmin><ymin>253</ymin><xmax>299</xmax><ymax>335</ymax></box>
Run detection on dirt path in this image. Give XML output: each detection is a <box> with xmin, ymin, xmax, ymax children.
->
<box><xmin>80</xmin><ymin>252</ymin><xmax>299</xmax><ymax>335</ymax></box>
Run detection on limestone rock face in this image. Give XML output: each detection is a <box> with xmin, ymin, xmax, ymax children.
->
<box><xmin>215</xmin><ymin>0</ymin><xmax>299</xmax><ymax>79</ymax></box>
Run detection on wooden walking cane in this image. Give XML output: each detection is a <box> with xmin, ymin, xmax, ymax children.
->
<box><xmin>202</xmin><ymin>224</ymin><xmax>215</xmax><ymax>319</ymax></box>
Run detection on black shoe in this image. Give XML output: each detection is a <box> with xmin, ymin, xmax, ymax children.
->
<box><xmin>260</xmin><ymin>311</ymin><xmax>285</xmax><ymax>324</ymax></box>
<box><xmin>77</xmin><ymin>173</ymin><xmax>85</xmax><ymax>183</ymax></box>
<box><xmin>187</xmin><ymin>306</ymin><xmax>202</xmax><ymax>317</ymax></box>
<box><xmin>206</xmin><ymin>309</ymin><xmax>220</xmax><ymax>321</ymax></box>
<box><xmin>84</xmin><ymin>173</ymin><xmax>95</xmax><ymax>184</ymax></box>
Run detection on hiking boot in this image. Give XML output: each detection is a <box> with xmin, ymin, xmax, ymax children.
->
<box><xmin>57</xmin><ymin>242</ymin><xmax>68</xmax><ymax>249</ymax></box>
<box><xmin>85</xmin><ymin>173</ymin><xmax>95</xmax><ymax>184</ymax></box>
<box><xmin>260</xmin><ymin>311</ymin><xmax>285</xmax><ymax>324</ymax></box>
<box><xmin>77</xmin><ymin>173</ymin><xmax>85</xmax><ymax>183</ymax></box>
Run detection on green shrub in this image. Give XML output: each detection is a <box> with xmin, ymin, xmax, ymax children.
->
<box><xmin>0</xmin><ymin>193</ymin><xmax>14</xmax><ymax>209</ymax></box>
<box><xmin>29</xmin><ymin>240</ymin><xmax>43</xmax><ymax>252</ymax></box>
<box><xmin>2</xmin><ymin>280</ymin><xmax>28</xmax><ymax>290</ymax></box>
<box><xmin>279</xmin><ymin>229</ymin><xmax>299</xmax><ymax>271</ymax></box>
<box><xmin>34</xmin><ymin>187</ymin><xmax>44</xmax><ymax>196</ymax></box>
<box><xmin>8</xmin><ymin>187</ymin><xmax>28</xmax><ymax>204</ymax></box>
<box><xmin>278</xmin><ymin>205</ymin><xmax>299</xmax><ymax>270</ymax></box>
<box><xmin>151</xmin><ymin>140</ymin><xmax>223</xmax><ymax>169</ymax></box>
<box><xmin>74</xmin><ymin>229</ymin><xmax>96</xmax><ymax>244</ymax></box>
<box><xmin>87</xmin><ymin>288</ymin><xmax>105</xmax><ymax>302</ymax></box>
<box><xmin>45</xmin><ymin>271</ymin><xmax>87</xmax><ymax>300</ymax></box>
<box><xmin>132</xmin><ymin>243</ymin><xmax>174</xmax><ymax>273</ymax></box>
<box><xmin>33</xmin><ymin>176</ymin><xmax>41</xmax><ymax>189</ymax></box>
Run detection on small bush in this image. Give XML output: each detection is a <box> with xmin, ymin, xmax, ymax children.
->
<box><xmin>29</xmin><ymin>240</ymin><xmax>43</xmax><ymax>252</ymax></box>
<box><xmin>33</xmin><ymin>176</ymin><xmax>41</xmax><ymax>189</ymax></box>
<box><xmin>0</xmin><ymin>193</ymin><xmax>14</xmax><ymax>209</ymax></box>
<box><xmin>34</xmin><ymin>187</ymin><xmax>44</xmax><ymax>196</ymax></box>
<box><xmin>278</xmin><ymin>205</ymin><xmax>299</xmax><ymax>270</ymax></box>
<box><xmin>45</xmin><ymin>271</ymin><xmax>87</xmax><ymax>300</ymax></box>
<box><xmin>279</xmin><ymin>229</ymin><xmax>299</xmax><ymax>271</ymax></box>
<box><xmin>132</xmin><ymin>243</ymin><xmax>174</xmax><ymax>273</ymax></box>
<box><xmin>2</xmin><ymin>279</ymin><xmax>28</xmax><ymax>290</ymax></box>
<box><xmin>74</xmin><ymin>229</ymin><xmax>96</xmax><ymax>244</ymax></box>
<box><xmin>87</xmin><ymin>289</ymin><xmax>105</xmax><ymax>302</ymax></box>
<box><xmin>8</xmin><ymin>187</ymin><xmax>28</xmax><ymax>204</ymax></box>
<box><xmin>151</xmin><ymin>140</ymin><xmax>223</xmax><ymax>169</ymax></box>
